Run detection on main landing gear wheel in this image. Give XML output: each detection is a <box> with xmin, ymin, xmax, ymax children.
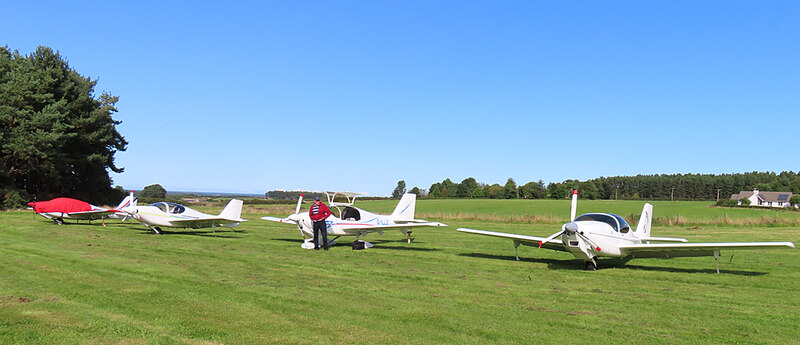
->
<box><xmin>584</xmin><ymin>258</ymin><xmax>598</xmax><ymax>271</ymax></box>
<box><xmin>54</xmin><ymin>218</ymin><xmax>64</xmax><ymax>225</ymax></box>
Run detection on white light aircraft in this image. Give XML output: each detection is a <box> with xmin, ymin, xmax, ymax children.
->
<box><xmin>122</xmin><ymin>198</ymin><xmax>246</xmax><ymax>234</ymax></box>
<box><xmin>261</xmin><ymin>192</ymin><xmax>446</xmax><ymax>249</ymax></box>
<box><xmin>458</xmin><ymin>190</ymin><xmax>795</xmax><ymax>272</ymax></box>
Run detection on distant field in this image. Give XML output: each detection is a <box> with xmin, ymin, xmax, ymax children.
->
<box><xmin>2</xmin><ymin>202</ymin><xmax>799</xmax><ymax>344</ymax></box>
<box><xmin>248</xmin><ymin>198</ymin><xmax>800</xmax><ymax>227</ymax></box>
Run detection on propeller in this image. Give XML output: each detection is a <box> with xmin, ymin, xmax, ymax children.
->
<box><xmin>120</xmin><ymin>191</ymin><xmax>136</xmax><ymax>223</ymax></box>
<box><xmin>30</xmin><ymin>195</ymin><xmax>37</xmax><ymax>219</ymax></box>
<box><xmin>569</xmin><ymin>189</ymin><xmax>578</xmax><ymax>222</ymax></box>
<box><xmin>292</xmin><ymin>193</ymin><xmax>306</xmax><ymax>240</ymax></box>
<box><xmin>537</xmin><ymin>189</ymin><xmax>603</xmax><ymax>253</ymax></box>
<box><xmin>295</xmin><ymin>193</ymin><xmax>304</xmax><ymax>214</ymax></box>
<box><xmin>539</xmin><ymin>189</ymin><xmax>579</xmax><ymax>248</ymax></box>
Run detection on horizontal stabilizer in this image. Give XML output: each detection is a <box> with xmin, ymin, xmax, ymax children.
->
<box><xmin>260</xmin><ymin>216</ymin><xmax>297</xmax><ymax>225</ymax></box>
<box><xmin>339</xmin><ymin>222</ymin><xmax>446</xmax><ymax>234</ymax></box>
<box><xmin>169</xmin><ymin>217</ymin><xmax>245</xmax><ymax>229</ymax></box>
<box><xmin>392</xmin><ymin>219</ymin><xmax>431</xmax><ymax>224</ymax></box>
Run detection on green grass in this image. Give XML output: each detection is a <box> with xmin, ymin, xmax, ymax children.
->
<box><xmin>2</xmin><ymin>200</ymin><xmax>799</xmax><ymax>344</ymax></box>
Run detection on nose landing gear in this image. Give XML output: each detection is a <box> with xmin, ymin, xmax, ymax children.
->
<box><xmin>584</xmin><ymin>257</ymin><xmax>598</xmax><ymax>271</ymax></box>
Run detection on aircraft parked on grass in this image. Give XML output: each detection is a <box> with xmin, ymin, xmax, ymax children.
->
<box><xmin>262</xmin><ymin>192</ymin><xmax>447</xmax><ymax>249</ymax></box>
<box><xmin>28</xmin><ymin>192</ymin><xmax>136</xmax><ymax>225</ymax></box>
<box><xmin>458</xmin><ymin>190</ymin><xmax>795</xmax><ymax>272</ymax></box>
<box><xmin>121</xmin><ymin>198</ymin><xmax>246</xmax><ymax>234</ymax></box>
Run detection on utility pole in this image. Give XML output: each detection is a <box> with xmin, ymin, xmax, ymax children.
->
<box><xmin>615</xmin><ymin>186</ymin><xmax>619</xmax><ymax>200</ymax></box>
<box><xmin>671</xmin><ymin>187</ymin><xmax>675</xmax><ymax>202</ymax></box>
<box><xmin>716</xmin><ymin>188</ymin><xmax>721</xmax><ymax>202</ymax></box>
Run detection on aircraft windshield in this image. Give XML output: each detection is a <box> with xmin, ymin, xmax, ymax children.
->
<box><xmin>575</xmin><ymin>213</ymin><xmax>621</xmax><ymax>232</ymax></box>
<box><xmin>151</xmin><ymin>202</ymin><xmax>168</xmax><ymax>213</ymax></box>
<box><xmin>150</xmin><ymin>202</ymin><xmax>186</xmax><ymax>214</ymax></box>
<box><xmin>612</xmin><ymin>214</ymin><xmax>631</xmax><ymax>233</ymax></box>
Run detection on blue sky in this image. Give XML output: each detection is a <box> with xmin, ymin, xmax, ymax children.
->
<box><xmin>4</xmin><ymin>1</ymin><xmax>799</xmax><ymax>195</ymax></box>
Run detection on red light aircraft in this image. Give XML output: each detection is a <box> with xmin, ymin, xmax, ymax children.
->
<box><xmin>28</xmin><ymin>192</ymin><xmax>135</xmax><ymax>225</ymax></box>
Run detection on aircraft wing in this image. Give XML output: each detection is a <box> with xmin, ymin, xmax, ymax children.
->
<box><xmin>338</xmin><ymin>222</ymin><xmax>447</xmax><ymax>234</ymax></box>
<box><xmin>457</xmin><ymin>228</ymin><xmax>567</xmax><ymax>252</ymax></box>
<box><xmin>619</xmin><ymin>242</ymin><xmax>795</xmax><ymax>258</ymax></box>
<box><xmin>168</xmin><ymin>217</ymin><xmax>246</xmax><ymax>229</ymax></box>
<box><xmin>260</xmin><ymin>216</ymin><xmax>297</xmax><ymax>225</ymax></box>
<box><xmin>62</xmin><ymin>209</ymin><xmax>118</xmax><ymax>219</ymax></box>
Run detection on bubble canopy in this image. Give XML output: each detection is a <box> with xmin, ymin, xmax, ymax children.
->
<box><xmin>150</xmin><ymin>202</ymin><xmax>186</xmax><ymax>214</ymax></box>
<box><xmin>574</xmin><ymin>213</ymin><xmax>631</xmax><ymax>233</ymax></box>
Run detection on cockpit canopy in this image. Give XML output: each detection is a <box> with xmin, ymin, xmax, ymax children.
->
<box><xmin>574</xmin><ymin>213</ymin><xmax>631</xmax><ymax>233</ymax></box>
<box><xmin>150</xmin><ymin>202</ymin><xmax>186</xmax><ymax>214</ymax></box>
<box><xmin>341</xmin><ymin>206</ymin><xmax>361</xmax><ymax>221</ymax></box>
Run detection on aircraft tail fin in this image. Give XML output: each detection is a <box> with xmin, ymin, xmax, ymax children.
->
<box><xmin>219</xmin><ymin>199</ymin><xmax>244</xmax><ymax>221</ymax></box>
<box><xmin>115</xmin><ymin>191</ymin><xmax>137</xmax><ymax>210</ymax></box>
<box><xmin>391</xmin><ymin>193</ymin><xmax>416</xmax><ymax>221</ymax></box>
<box><xmin>634</xmin><ymin>203</ymin><xmax>653</xmax><ymax>237</ymax></box>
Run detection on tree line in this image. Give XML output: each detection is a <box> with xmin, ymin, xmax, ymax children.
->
<box><xmin>409</xmin><ymin>171</ymin><xmax>800</xmax><ymax>201</ymax></box>
<box><xmin>0</xmin><ymin>46</ymin><xmax>127</xmax><ymax>208</ymax></box>
<box><xmin>265</xmin><ymin>190</ymin><xmax>327</xmax><ymax>201</ymax></box>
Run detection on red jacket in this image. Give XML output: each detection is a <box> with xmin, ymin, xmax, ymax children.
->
<box><xmin>309</xmin><ymin>202</ymin><xmax>332</xmax><ymax>221</ymax></box>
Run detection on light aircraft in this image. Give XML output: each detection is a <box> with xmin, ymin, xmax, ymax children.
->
<box><xmin>261</xmin><ymin>192</ymin><xmax>447</xmax><ymax>249</ymax></box>
<box><xmin>28</xmin><ymin>191</ymin><xmax>136</xmax><ymax>225</ymax></box>
<box><xmin>458</xmin><ymin>190</ymin><xmax>795</xmax><ymax>272</ymax></box>
<box><xmin>121</xmin><ymin>198</ymin><xmax>246</xmax><ymax>234</ymax></box>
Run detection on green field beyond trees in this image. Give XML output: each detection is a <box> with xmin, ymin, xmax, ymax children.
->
<box><xmin>2</xmin><ymin>199</ymin><xmax>799</xmax><ymax>344</ymax></box>
<box><xmin>357</xmin><ymin>198</ymin><xmax>800</xmax><ymax>227</ymax></box>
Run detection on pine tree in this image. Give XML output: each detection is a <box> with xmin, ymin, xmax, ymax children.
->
<box><xmin>0</xmin><ymin>46</ymin><xmax>127</xmax><ymax>207</ymax></box>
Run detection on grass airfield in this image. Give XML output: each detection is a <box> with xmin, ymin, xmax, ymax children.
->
<box><xmin>2</xmin><ymin>199</ymin><xmax>800</xmax><ymax>344</ymax></box>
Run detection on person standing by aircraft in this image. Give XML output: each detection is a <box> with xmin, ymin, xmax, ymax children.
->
<box><xmin>310</xmin><ymin>196</ymin><xmax>332</xmax><ymax>250</ymax></box>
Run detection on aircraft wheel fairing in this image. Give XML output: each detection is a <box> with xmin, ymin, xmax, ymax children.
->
<box><xmin>54</xmin><ymin>218</ymin><xmax>64</xmax><ymax>225</ymax></box>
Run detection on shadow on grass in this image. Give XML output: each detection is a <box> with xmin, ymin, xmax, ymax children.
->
<box><xmin>458</xmin><ymin>252</ymin><xmax>768</xmax><ymax>275</ymax></box>
<box><xmin>368</xmin><ymin>244</ymin><xmax>441</xmax><ymax>252</ymax></box>
<box><xmin>271</xmin><ymin>238</ymin><xmax>305</xmax><ymax>243</ymax></box>
<box><xmin>459</xmin><ymin>252</ymin><xmax>577</xmax><ymax>270</ymax></box>
<box><xmin>36</xmin><ymin>220</ymin><xmax>111</xmax><ymax>226</ymax></box>
<box><xmin>269</xmin><ymin>238</ymin><xmax>441</xmax><ymax>251</ymax></box>
<box><xmin>603</xmin><ymin>259</ymin><xmax>768</xmax><ymax>276</ymax></box>
<box><xmin>124</xmin><ymin>227</ymin><xmax>245</xmax><ymax>238</ymax></box>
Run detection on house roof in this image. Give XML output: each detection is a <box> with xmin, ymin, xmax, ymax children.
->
<box><xmin>730</xmin><ymin>191</ymin><xmax>753</xmax><ymax>200</ymax></box>
<box><xmin>730</xmin><ymin>191</ymin><xmax>793</xmax><ymax>203</ymax></box>
<box><xmin>760</xmin><ymin>191</ymin><xmax>792</xmax><ymax>202</ymax></box>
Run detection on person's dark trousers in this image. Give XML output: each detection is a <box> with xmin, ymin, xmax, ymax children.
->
<box><xmin>313</xmin><ymin>220</ymin><xmax>329</xmax><ymax>250</ymax></box>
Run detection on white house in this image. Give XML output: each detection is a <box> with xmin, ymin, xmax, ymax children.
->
<box><xmin>730</xmin><ymin>189</ymin><xmax>793</xmax><ymax>208</ymax></box>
